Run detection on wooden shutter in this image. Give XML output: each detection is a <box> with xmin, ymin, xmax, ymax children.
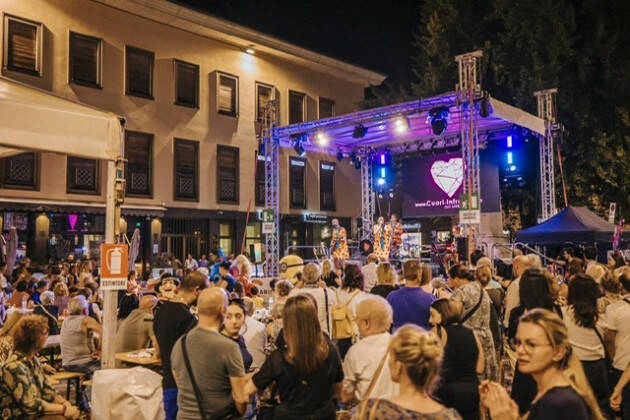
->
<box><xmin>126</xmin><ymin>46</ymin><xmax>154</xmax><ymax>98</ymax></box>
<box><xmin>289</xmin><ymin>157</ymin><xmax>306</xmax><ymax>208</ymax></box>
<box><xmin>124</xmin><ymin>131</ymin><xmax>152</xmax><ymax>196</ymax></box>
<box><xmin>320</xmin><ymin>162</ymin><xmax>335</xmax><ymax>211</ymax></box>
<box><xmin>174</xmin><ymin>139</ymin><xmax>199</xmax><ymax>200</ymax></box>
<box><xmin>289</xmin><ymin>91</ymin><xmax>305</xmax><ymax>124</ymax></box>
<box><xmin>1</xmin><ymin>152</ymin><xmax>38</xmax><ymax>189</ymax></box>
<box><xmin>5</xmin><ymin>16</ymin><xmax>40</xmax><ymax>75</ymax></box>
<box><xmin>174</xmin><ymin>60</ymin><xmax>199</xmax><ymax>108</ymax></box>
<box><xmin>218</xmin><ymin>74</ymin><xmax>238</xmax><ymax>116</ymax></box>
<box><xmin>319</xmin><ymin>97</ymin><xmax>335</xmax><ymax>119</ymax></box>
<box><xmin>67</xmin><ymin>157</ymin><xmax>99</xmax><ymax>194</ymax></box>
<box><xmin>217</xmin><ymin>146</ymin><xmax>239</xmax><ymax>203</ymax></box>
<box><xmin>69</xmin><ymin>32</ymin><xmax>101</xmax><ymax>87</ymax></box>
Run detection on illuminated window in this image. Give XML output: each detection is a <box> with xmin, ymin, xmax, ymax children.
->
<box><xmin>218</xmin><ymin>72</ymin><xmax>238</xmax><ymax>116</ymax></box>
<box><xmin>290</xmin><ymin>157</ymin><xmax>307</xmax><ymax>208</ymax></box>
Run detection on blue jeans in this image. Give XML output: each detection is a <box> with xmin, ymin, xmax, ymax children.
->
<box><xmin>163</xmin><ymin>388</ymin><xmax>178</xmax><ymax>420</ymax></box>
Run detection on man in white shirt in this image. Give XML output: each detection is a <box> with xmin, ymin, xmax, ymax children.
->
<box><xmin>289</xmin><ymin>263</ymin><xmax>336</xmax><ymax>335</ymax></box>
<box><xmin>341</xmin><ymin>295</ymin><xmax>398</xmax><ymax>403</ymax></box>
<box><xmin>606</xmin><ymin>270</ymin><xmax>630</xmax><ymax>419</ymax></box>
<box><xmin>503</xmin><ymin>255</ymin><xmax>531</xmax><ymax>328</ymax></box>
<box><xmin>361</xmin><ymin>254</ymin><xmax>379</xmax><ymax>292</ymax></box>
<box><xmin>583</xmin><ymin>246</ymin><xmax>598</xmax><ymax>270</ymax></box>
<box><xmin>241</xmin><ymin>297</ymin><xmax>267</xmax><ymax>369</ymax></box>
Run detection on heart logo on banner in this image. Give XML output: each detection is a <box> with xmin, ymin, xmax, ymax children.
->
<box><xmin>430</xmin><ymin>158</ymin><xmax>463</xmax><ymax>198</ymax></box>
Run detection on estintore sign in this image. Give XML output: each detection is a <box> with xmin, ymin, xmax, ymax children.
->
<box><xmin>459</xmin><ymin>192</ymin><xmax>481</xmax><ymax>224</ymax></box>
<box><xmin>100</xmin><ymin>243</ymin><xmax>128</xmax><ymax>290</ymax></box>
<box><xmin>262</xmin><ymin>208</ymin><xmax>275</xmax><ymax>234</ymax></box>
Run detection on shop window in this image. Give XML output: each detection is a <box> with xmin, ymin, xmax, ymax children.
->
<box><xmin>256</xmin><ymin>82</ymin><xmax>275</xmax><ymax>121</ymax></box>
<box><xmin>318</xmin><ymin>97</ymin><xmax>335</xmax><ymax>119</ymax></box>
<box><xmin>174</xmin><ymin>139</ymin><xmax>199</xmax><ymax>201</ymax></box>
<box><xmin>125</xmin><ymin>130</ymin><xmax>152</xmax><ymax>197</ymax></box>
<box><xmin>320</xmin><ymin>161</ymin><xmax>335</xmax><ymax>211</ymax></box>
<box><xmin>217</xmin><ymin>145</ymin><xmax>239</xmax><ymax>203</ymax></box>
<box><xmin>255</xmin><ymin>155</ymin><xmax>266</xmax><ymax>206</ymax></box>
<box><xmin>0</xmin><ymin>152</ymin><xmax>39</xmax><ymax>190</ymax></box>
<box><xmin>174</xmin><ymin>59</ymin><xmax>199</xmax><ymax>108</ymax></box>
<box><xmin>3</xmin><ymin>15</ymin><xmax>42</xmax><ymax>76</ymax></box>
<box><xmin>288</xmin><ymin>90</ymin><xmax>306</xmax><ymax>124</ymax></box>
<box><xmin>67</xmin><ymin>156</ymin><xmax>99</xmax><ymax>194</ymax></box>
<box><xmin>125</xmin><ymin>45</ymin><xmax>154</xmax><ymax>98</ymax></box>
<box><xmin>69</xmin><ymin>32</ymin><xmax>102</xmax><ymax>88</ymax></box>
<box><xmin>217</xmin><ymin>72</ymin><xmax>238</xmax><ymax>116</ymax></box>
<box><xmin>289</xmin><ymin>157</ymin><xmax>306</xmax><ymax>209</ymax></box>
<box><xmin>219</xmin><ymin>222</ymin><xmax>234</xmax><ymax>255</ymax></box>
<box><xmin>244</xmin><ymin>221</ymin><xmax>261</xmax><ymax>254</ymax></box>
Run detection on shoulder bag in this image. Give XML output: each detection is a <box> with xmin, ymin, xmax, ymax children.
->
<box><xmin>461</xmin><ymin>284</ymin><xmax>484</xmax><ymax>323</ymax></box>
<box><xmin>363</xmin><ymin>351</ymin><xmax>388</xmax><ymax>400</ymax></box>
<box><xmin>591</xmin><ymin>325</ymin><xmax>613</xmax><ymax>374</ymax></box>
<box><xmin>181</xmin><ymin>333</ymin><xmax>239</xmax><ymax>420</ymax></box>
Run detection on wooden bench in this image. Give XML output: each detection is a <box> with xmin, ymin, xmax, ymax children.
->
<box><xmin>49</xmin><ymin>371</ymin><xmax>85</xmax><ymax>405</ymax></box>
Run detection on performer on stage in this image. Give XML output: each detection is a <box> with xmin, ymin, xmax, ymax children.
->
<box><xmin>389</xmin><ymin>214</ymin><xmax>403</xmax><ymax>260</ymax></box>
<box><xmin>373</xmin><ymin>216</ymin><xmax>391</xmax><ymax>261</ymax></box>
<box><xmin>330</xmin><ymin>218</ymin><xmax>349</xmax><ymax>268</ymax></box>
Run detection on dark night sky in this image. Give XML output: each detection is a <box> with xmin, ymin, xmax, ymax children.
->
<box><xmin>172</xmin><ymin>1</ymin><xmax>421</xmax><ymax>84</ymax></box>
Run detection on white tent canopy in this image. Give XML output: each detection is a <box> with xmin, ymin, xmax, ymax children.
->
<box><xmin>0</xmin><ymin>76</ymin><xmax>122</xmax><ymax>160</ymax></box>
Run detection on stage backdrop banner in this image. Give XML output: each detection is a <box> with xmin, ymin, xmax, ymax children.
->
<box><xmin>402</xmin><ymin>151</ymin><xmax>501</xmax><ymax>218</ymax></box>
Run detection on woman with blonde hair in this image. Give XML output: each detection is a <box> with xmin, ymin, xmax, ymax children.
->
<box><xmin>351</xmin><ymin>324</ymin><xmax>461</xmax><ymax>419</ymax></box>
<box><xmin>246</xmin><ymin>295</ymin><xmax>343</xmax><ymax>419</ymax></box>
<box><xmin>53</xmin><ymin>281</ymin><xmax>71</xmax><ymax>315</ymax></box>
<box><xmin>479</xmin><ymin>308</ymin><xmax>604</xmax><ymax>420</ymax></box>
<box><xmin>0</xmin><ymin>311</ymin><xmax>24</xmax><ymax>363</ymax></box>
<box><xmin>370</xmin><ymin>262</ymin><xmax>399</xmax><ymax>299</ymax></box>
<box><xmin>321</xmin><ymin>258</ymin><xmax>340</xmax><ymax>287</ymax></box>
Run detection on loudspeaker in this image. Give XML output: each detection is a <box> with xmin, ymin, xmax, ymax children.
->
<box><xmin>456</xmin><ymin>237</ymin><xmax>469</xmax><ymax>263</ymax></box>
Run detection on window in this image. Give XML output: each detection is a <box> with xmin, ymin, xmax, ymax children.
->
<box><xmin>173</xmin><ymin>139</ymin><xmax>199</xmax><ymax>201</ymax></box>
<box><xmin>125</xmin><ymin>46</ymin><xmax>154</xmax><ymax>98</ymax></box>
<box><xmin>288</xmin><ymin>90</ymin><xmax>306</xmax><ymax>124</ymax></box>
<box><xmin>217</xmin><ymin>145</ymin><xmax>239</xmax><ymax>203</ymax></box>
<box><xmin>174</xmin><ymin>59</ymin><xmax>199</xmax><ymax>108</ymax></box>
<box><xmin>67</xmin><ymin>157</ymin><xmax>99</xmax><ymax>194</ymax></box>
<box><xmin>320</xmin><ymin>161</ymin><xmax>336</xmax><ymax>211</ymax></box>
<box><xmin>217</xmin><ymin>72</ymin><xmax>238</xmax><ymax>116</ymax></box>
<box><xmin>255</xmin><ymin>155</ymin><xmax>266</xmax><ymax>206</ymax></box>
<box><xmin>125</xmin><ymin>131</ymin><xmax>152</xmax><ymax>197</ymax></box>
<box><xmin>219</xmin><ymin>222</ymin><xmax>234</xmax><ymax>255</ymax></box>
<box><xmin>244</xmin><ymin>222</ymin><xmax>261</xmax><ymax>255</ymax></box>
<box><xmin>3</xmin><ymin>15</ymin><xmax>42</xmax><ymax>76</ymax></box>
<box><xmin>255</xmin><ymin>82</ymin><xmax>274</xmax><ymax>121</ymax></box>
<box><xmin>319</xmin><ymin>97</ymin><xmax>335</xmax><ymax>119</ymax></box>
<box><xmin>0</xmin><ymin>152</ymin><xmax>39</xmax><ymax>190</ymax></box>
<box><xmin>69</xmin><ymin>32</ymin><xmax>102</xmax><ymax>88</ymax></box>
<box><xmin>289</xmin><ymin>157</ymin><xmax>306</xmax><ymax>208</ymax></box>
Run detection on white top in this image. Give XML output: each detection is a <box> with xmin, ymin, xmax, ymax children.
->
<box><xmin>503</xmin><ymin>277</ymin><xmax>520</xmax><ymax>328</ymax></box>
<box><xmin>561</xmin><ymin>305</ymin><xmax>607</xmax><ymax>361</ymax></box>
<box><xmin>289</xmin><ymin>286</ymin><xmax>337</xmax><ymax>335</ymax></box>
<box><xmin>605</xmin><ymin>294</ymin><xmax>630</xmax><ymax>370</ymax></box>
<box><xmin>241</xmin><ymin>316</ymin><xmax>267</xmax><ymax>370</ymax></box>
<box><xmin>342</xmin><ymin>332</ymin><xmax>399</xmax><ymax>400</ymax></box>
<box><xmin>0</xmin><ymin>274</ymin><xmax>7</xmax><ymax>289</ymax></box>
<box><xmin>361</xmin><ymin>263</ymin><xmax>378</xmax><ymax>292</ymax></box>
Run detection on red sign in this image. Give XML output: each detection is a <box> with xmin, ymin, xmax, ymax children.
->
<box><xmin>100</xmin><ymin>243</ymin><xmax>128</xmax><ymax>290</ymax></box>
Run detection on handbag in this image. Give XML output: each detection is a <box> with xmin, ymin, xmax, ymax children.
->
<box><xmin>181</xmin><ymin>333</ymin><xmax>240</xmax><ymax>420</ymax></box>
<box><xmin>591</xmin><ymin>325</ymin><xmax>613</xmax><ymax>374</ymax></box>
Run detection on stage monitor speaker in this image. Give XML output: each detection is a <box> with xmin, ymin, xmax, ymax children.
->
<box><xmin>456</xmin><ymin>237</ymin><xmax>469</xmax><ymax>263</ymax></box>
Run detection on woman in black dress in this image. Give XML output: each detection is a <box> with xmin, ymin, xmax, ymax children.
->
<box><xmin>431</xmin><ymin>298</ymin><xmax>484</xmax><ymax>420</ymax></box>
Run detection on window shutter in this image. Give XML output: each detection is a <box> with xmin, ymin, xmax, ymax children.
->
<box><xmin>174</xmin><ymin>60</ymin><xmax>199</xmax><ymax>107</ymax></box>
<box><xmin>126</xmin><ymin>46</ymin><xmax>153</xmax><ymax>98</ymax></box>
<box><xmin>218</xmin><ymin>74</ymin><xmax>237</xmax><ymax>115</ymax></box>
<box><xmin>1</xmin><ymin>152</ymin><xmax>38</xmax><ymax>189</ymax></box>
<box><xmin>289</xmin><ymin>91</ymin><xmax>305</xmax><ymax>124</ymax></box>
<box><xmin>319</xmin><ymin>98</ymin><xmax>335</xmax><ymax>118</ymax></box>
<box><xmin>124</xmin><ymin>131</ymin><xmax>152</xmax><ymax>196</ymax></box>
<box><xmin>70</xmin><ymin>33</ymin><xmax>100</xmax><ymax>87</ymax></box>
<box><xmin>217</xmin><ymin>146</ymin><xmax>239</xmax><ymax>203</ymax></box>
<box><xmin>67</xmin><ymin>157</ymin><xmax>98</xmax><ymax>194</ymax></box>
<box><xmin>174</xmin><ymin>139</ymin><xmax>198</xmax><ymax>200</ymax></box>
<box><xmin>6</xmin><ymin>18</ymin><xmax>39</xmax><ymax>74</ymax></box>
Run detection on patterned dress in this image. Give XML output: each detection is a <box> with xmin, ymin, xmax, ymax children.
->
<box><xmin>373</xmin><ymin>224</ymin><xmax>392</xmax><ymax>261</ymax></box>
<box><xmin>331</xmin><ymin>226</ymin><xmax>349</xmax><ymax>261</ymax></box>
<box><xmin>451</xmin><ymin>282</ymin><xmax>499</xmax><ymax>382</ymax></box>
<box><xmin>389</xmin><ymin>222</ymin><xmax>404</xmax><ymax>260</ymax></box>
<box><xmin>350</xmin><ymin>399</ymin><xmax>462</xmax><ymax>420</ymax></box>
<box><xmin>0</xmin><ymin>351</ymin><xmax>58</xmax><ymax>419</ymax></box>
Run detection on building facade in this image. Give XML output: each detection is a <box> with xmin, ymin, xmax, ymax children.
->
<box><xmin>0</xmin><ymin>0</ymin><xmax>385</xmax><ymax>265</ymax></box>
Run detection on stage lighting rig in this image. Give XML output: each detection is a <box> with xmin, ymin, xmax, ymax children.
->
<box><xmin>393</xmin><ymin>116</ymin><xmax>410</xmax><ymax>134</ymax></box>
<box><xmin>314</xmin><ymin>131</ymin><xmax>329</xmax><ymax>147</ymax></box>
<box><xmin>427</xmin><ymin>107</ymin><xmax>450</xmax><ymax>135</ymax></box>
<box><xmin>353</xmin><ymin>124</ymin><xmax>368</xmax><ymax>138</ymax></box>
<box><xmin>292</xmin><ymin>133</ymin><xmax>307</xmax><ymax>157</ymax></box>
<box><xmin>336</xmin><ymin>149</ymin><xmax>344</xmax><ymax>161</ymax></box>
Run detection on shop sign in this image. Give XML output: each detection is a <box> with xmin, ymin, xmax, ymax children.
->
<box><xmin>402</xmin><ymin>223</ymin><xmax>421</xmax><ymax>230</ymax></box>
<box><xmin>262</xmin><ymin>208</ymin><xmax>275</xmax><ymax>234</ymax></box>
<box><xmin>100</xmin><ymin>243</ymin><xmax>128</xmax><ymax>290</ymax></box>
<box><xmin>303</xmin><ymin>213</ymin><xmax>328</xmax><ymax>224</ymax></box>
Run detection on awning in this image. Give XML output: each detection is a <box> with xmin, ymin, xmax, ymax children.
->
<box><xmin>0</xmin><ymin>77</ymin><xmax>123</xmax><ymax>161</ymax></box>
<box><xmin>0</xmin><ymin>198</ymin><xmax>166</xmax><ymax>218</ymax></box>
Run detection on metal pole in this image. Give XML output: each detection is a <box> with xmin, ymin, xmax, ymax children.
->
<box><xmin>101</xmin><ymin>160</ymin><xmax>117</xmax><ymax>369</ymax></box>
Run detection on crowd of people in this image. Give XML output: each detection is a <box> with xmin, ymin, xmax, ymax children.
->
<box><xmin>0</xmin><ymin>245</ymin><xmax>629</xmax><ymax>419</ymax></box>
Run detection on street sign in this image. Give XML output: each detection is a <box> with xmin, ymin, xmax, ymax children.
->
<box><xmin>100</xmin><ymin>243</ymin><xmax>128</xmax><ymax>290</ymax></box>
<box><xmin>262</xmin><ymin>208</ymin><xmax>275</xmax><ymax>234</ymax></box>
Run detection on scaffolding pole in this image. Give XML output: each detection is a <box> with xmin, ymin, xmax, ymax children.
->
<box><xmin>262</xmin><ymin>100</ymin><xmax>280</xmax><ymax>277</ymax></box>
<box><xmin>360</xmin><ymin>150</ymin><xmax>375</xmax><ymax>240</ymax></box>
<box><xmin>534</xmin><ymin>88</ymin><xmax>558</xmax><ymax>221</ymax></box>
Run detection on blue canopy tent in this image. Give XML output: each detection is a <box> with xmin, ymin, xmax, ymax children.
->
<box><xmin>515</xmin><ymin>206</ymin><xmax>630</xmax><ymax>245</ymax></box>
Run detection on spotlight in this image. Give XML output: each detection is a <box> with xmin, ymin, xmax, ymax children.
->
<box><xmin>378</xmin><ymin>193</ymin><xmax>383</xmax><ymax>199</ymax></box>
<box><xmin>389</xmin><ymin>191</ymin><xmax>394</xmax><ymax>198</ymax></box>
<box><xmin>377</xmin><ymin>178</ymin><xmax>386</xmax><ymax>186</ymax></box>
<box><xmin>314</xmin><ymin>131</ymin><xmax>329</xmax><ymax>147</ymax></box>
<box><xmin>353</xmin><ymin>124</ymin><xmax>368</xmax><ymax>138</ymax></box>
<box><xmin>292</xmin><ymin>134</ymin><xmax>306</xmax><ymax>157</ymax></box>
<box><xmin>244</xmin><ymin>45</ymin><xmax>255</xmax><ymax>54</ymax></box>
<box><xmin>428</xmin><ymin>107</ymin><xmax>450</xmax><ymax>135</ymax></box>
<box><xmin>336</xmin><ymin>149</ymin><xmax>344</xmax><ymax>161</ymax></box>
<box><xmin>394</xmin><ymin>116</ymin><xmax>410</xmax><ymax>134</ymax></box>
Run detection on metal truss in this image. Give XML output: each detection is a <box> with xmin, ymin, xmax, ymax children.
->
<box><xmin>455</xmin><ymin>51</ymin><xmax>483</xmax><ymax>235</ymax></box>
<box><xmin>534</xmin><ymin>89</ymin><xmax>558</xmax><ymax>221</ymax></box>
<box><xmin>262</xmin><ymin>100</ymin><xmax>280</xmax><ymax>277</ymax></box>
<box><xmin>360</xmin><ymin>150</ymin><xmax>375</xmax><ymax>240</ymax></box>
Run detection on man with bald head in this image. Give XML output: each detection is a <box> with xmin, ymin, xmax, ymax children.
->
<box><xmin>503</xmin><ymin>255</ymin><xmax>531</xmax><ymax>327</ymax></box>
<box><xmin>115</xmin><ymin>294</ymin><xmax>158</xmax><ymax>361</ymax></box>
<box><xmin>171</xmin><ymin>288</ymin><xmax>249</xmax><ymax>419</ymax></box>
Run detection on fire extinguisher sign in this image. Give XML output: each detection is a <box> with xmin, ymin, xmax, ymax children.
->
<box><xmin>100</xmin><ymin>243</ymin><xmax>129</xmax><ymax>290</ymax></box>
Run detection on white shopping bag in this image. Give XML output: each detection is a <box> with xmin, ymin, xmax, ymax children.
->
<box><xmin>91</xmin><ymin>367</ymin><xmax>164</xmax><ymax>420</ymax></box>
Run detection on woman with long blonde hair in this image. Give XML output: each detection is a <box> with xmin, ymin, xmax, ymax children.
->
<box><xmin>245</xmin><ymin>295</ymin><xmax>343</xmax><ymax>419</ymax></box>
<box><xmin>321</xmin><ymin>258</ymin><xmax>340</xmax><ymax>287</ymax></box>
<box><xmin>370</xmin><ymin>262</ymin><xmax>399</xmax><ymax>299</ymax></box>
<box><xmin>479</xmin><ymin>308</ymin><xmax>604</xmax><ymax>420</ymax></box>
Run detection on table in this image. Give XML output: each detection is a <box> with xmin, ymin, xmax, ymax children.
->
<box><xmin>115</xmin><ymin>348</ymin><xmax>161</xmax><ymax>366</ymax></box>
<box><xmin>41</xmin><ymin>334</ymin><xmax>61</xmax><ymax>365</ymax></box>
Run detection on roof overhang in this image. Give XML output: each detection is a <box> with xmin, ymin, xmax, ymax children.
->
<box><xmin>273</xmin><ymin>93</ymin><xmax>546</xmax><ymax>154</ymax></box>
